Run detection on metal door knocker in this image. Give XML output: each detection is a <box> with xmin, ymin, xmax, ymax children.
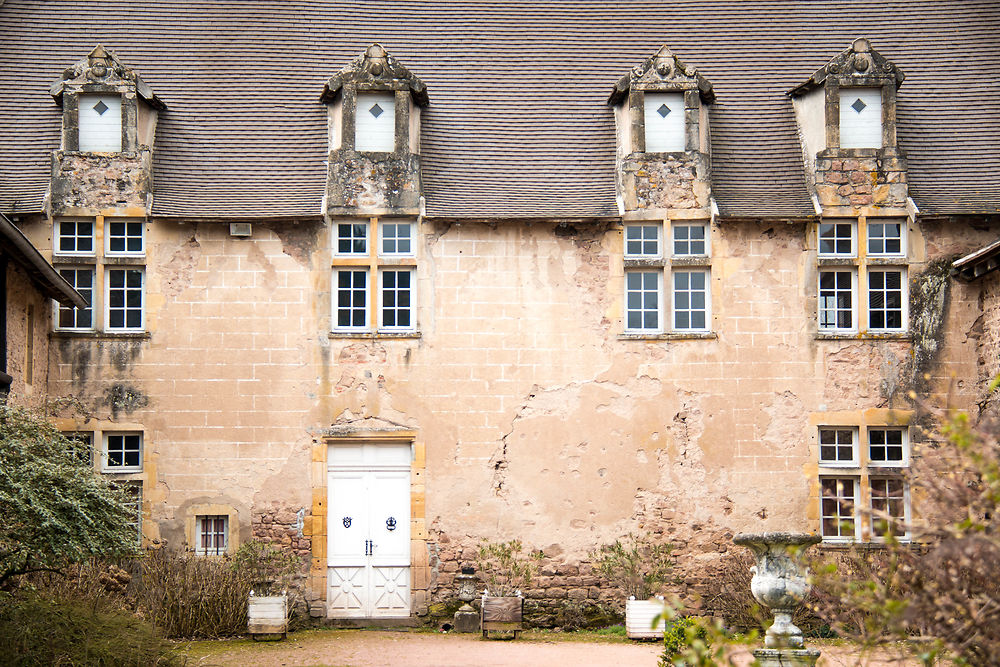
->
<box><xmin>342</xmin><ymin>516</ymin><xmax>352</xmax><ymax>528</ymax></box>
<box><xmin>386</xmin><ymin>517</ymin><xmax>397</xmax><ymax>531</ymax></box>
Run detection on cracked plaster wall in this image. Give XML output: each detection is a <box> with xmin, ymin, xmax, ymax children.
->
<box><xmin>18</xmin><ymin>212</ymin><xmax>997</xmax><ymax>615</ymax></box>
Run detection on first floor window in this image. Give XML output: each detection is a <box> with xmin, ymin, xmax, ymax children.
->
<box><xmin>104</xmin><ymin>433</ymin><xmax>142</xmax><ymax>471</ymax></box>
<box><xmin>868</xmin><ymin>269</ymin><xmax>905</xmax><ymax>330</ymax></box>
<box><xmin>65</xmin><ymin>432</ymin><xmax>94</xmax><ymax>466</ymax></box>
<box><xmin>672</xmin><ymin>223</ymin><xmax>707</xmax><ymax>257</ymax></box>
<box><xmin>821</xmin><ymin>477</ymin><xmax>857</xmax><ymax>540</ymax></box>
<box><xmin>819</xmin><ymin>270</ymin><xmax>854</xmax><ymax>330</ymax></box>
<box><xmin>106</xmin><ymin>268</ymin><xmax>144</xmax><ymax>331</ymax></box>
<box><xmin>56</xmin><ymin>268</ymin><xmax>94</xmax><ymax>330</ymax></box>
<box><xmin>672</xmin><ymin>270</ymin><xmax>709</xmax><ymax>331</ymax></box>
<box><xmin>625</xmin><ymin>224</ymin><xmax>661</xmax><ymax>258</ymax></box>
<box><xmin>868</xmin><ymin>221</ymin><xmax>903</xmax><ymax>256</ymax></box>
<box><xmin>625</xmin><ymin>270</ymin><xmax>660</xmax><ymax>332</ymax></box>
<box><xmin>380</xmin><ymin>269</ymin><xmax>414</xmax><ymax>330</ymax></box>
<box><xmin>818</xmin><ymin>221</ymin><xmax>855</xmax><ymax>256</ymax></box>
<box><xmin>868</xmin><ymin>427</ymin><xmax>906</xmax><ymax>465</ymax></box>
<box><xmin>870</xmin><ymin>477</ymin><xmax>908</xmax><ymax>539</ymax></box>
<box><xmin>334</xmin><ymin>269</ymin><xmax>369</xmax><ymax>330</ymax></box>
<box><xmin>197</xmin><ymin>515</ymin><xmax>228</xmax><ymax>555</ymax></box>
<box><xmin>55</xmin><ymin>219</ymin><xmax>94</xmax><ymax>255</ymax></box>
<box><xmin>336</xmin><ymin>221</ymin><xmax>368</xmax><ymax>255</ymax></box>
<box><xmin>380</xmin><ymin>222</ymin><xmax>413</xmax><ymax>256</ymax></box>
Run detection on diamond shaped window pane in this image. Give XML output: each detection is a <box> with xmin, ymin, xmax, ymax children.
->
<box><xmin>657</xmin><ymin>104</ymin><xmax>671</xmax><ymax>118</ymax></box>
<box><xmin>369</xmin><ymin>103</ymin><xmax>384</xmax><ymax>118</ymax></box>
<box><xmin>93</xmin><ymin>100</ymin><xmax>109</xmax><ymax>116</ymax></box>
<box><xmin>851</xmin><ymin>98</ymin><xmax>867</xmax><ymax>113</ymax></box>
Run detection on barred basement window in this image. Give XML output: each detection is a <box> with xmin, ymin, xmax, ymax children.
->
<box><xmin>196</xmin><ymin>515</ymin><xmax>228</xmax><ymax>556</ymax></box>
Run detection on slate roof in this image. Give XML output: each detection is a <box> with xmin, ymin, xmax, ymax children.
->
<box><xmin>1</xmin><ymin>0</ymin><xmax>998</xmax><ymax>219</ymax></box>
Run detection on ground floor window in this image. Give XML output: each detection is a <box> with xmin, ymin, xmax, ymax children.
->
<box><xmin>196</xmin><ymin>515</ymin><xmax>228</xmax><ymax>556</ymax></box>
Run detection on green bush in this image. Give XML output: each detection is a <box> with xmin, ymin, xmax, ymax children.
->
<box><xmin>590</xmin><ymin>533</ymin><xmax>673</xmax><ymax>600</ymax></box>
<box><xmin>0</xmin><ymin>592</ymin><xmax>182</xmax><ymax>666</ymax></box>
<box><xmin>660</xmin><ymin>616</ymin><xmax>709</xmax><ymax>667</ymax></box>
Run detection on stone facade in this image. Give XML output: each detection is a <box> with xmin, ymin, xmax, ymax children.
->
<box><xmin>622</xmin><ymin>152</ymin><xmax>710</xmax><ymax>210</ymax></box>
<box><xmin>814</xmin><ymin>152</ymin><xmax>907</xmax><ymax>209</ymax></box>
<box><xmin>50</xmin><ymin>151</ymin><xmax>152</xmax><ymax>216</ymax></box>
<box><xmin>327</xmin><ymin>153</ymin><xmax>422</xmax><ymax>215</ymax></box>
<box><xmin>3</xmin><ymin>262</ymin><xmax>55</xmax><ymax>404</ymax></box>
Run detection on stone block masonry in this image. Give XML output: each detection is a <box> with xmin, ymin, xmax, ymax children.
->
<box><xmin>50</xmin><ymin>150</ymin><xmax>151</xmax><ymax>215</ymax></box>
<box><xmin>621</xmin><ymin>151</ymin><xmax>710</xmax><ymax>211</ymax></box>
<box><xmin>814</xmin><ymin>151</ymin><xmax>907</xmax><ymax>209</ymax></box>
<box><xmin>327</xmin><ymin>152</ymin><xmax>421</xmax><ymax>215</ymax></box>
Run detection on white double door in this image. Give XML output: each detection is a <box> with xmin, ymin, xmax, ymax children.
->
<box><xmin>327</xmin><ymin>443</ymin><xmax>411</xmax><ymax>618</ymax></box>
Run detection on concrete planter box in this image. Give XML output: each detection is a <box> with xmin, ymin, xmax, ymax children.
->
<box><xmin>625</xmin><ymin>597</ymin><xmax>666</xmax><ymax>639</ymax></box>
<box><xmin>481</xmin><ymin>596</ymin><xmax>523</xmax><ymax>639</ymax></box>
<box><xmin>248</xmin><ymin>593</ymin><xmax>288</xmax><ymax>640</ymax></box>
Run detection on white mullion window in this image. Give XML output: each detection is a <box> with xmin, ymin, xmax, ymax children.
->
<box><xmin>335</xmin><ymin>220</ymin><xmax>369</xmax><ymax>256</ymax></box>
<box><xmin>105</xmin><ymin>220</ymin><xmax>145</xmax><ymax>256</ymax></box>
<box><xmin>672</xmin><ymin>269</ymin><xmax>709</xmax><ymax>331</ymax></box>
<box><xmin>672</xmin><ymin>223</ymin><xmax>707</xmax><ymax>257</ymax></box>
<box><xmin>624</xmin><ymin>223</ymin><xmax>661</xmax><ymax>258</ymax></box>
<box><xmin>821</xmin><ymin>477</ymin><xmax>859</xmax><ymax>541</ymax></box>
<box><xmin>867</xmin><ymin>220</ymin><xmax>904</xmax><ymax>256</ymax></box>
<box><xmin>818</xmin><ymin>221</ymin><xmax>856</xmax><ymax>257</ymax></box>
<box><xmin>380</xmin><ymin>221</ymin><xmax>414</xmax><ymax>257</ymax></box>
<box><xmin>867</xmin><ymin>427</ymin><xmax>908</xmax><ymax>466</ymax></box>
<box><xmin>333</xmin><ymin>268</ymin><xmax>370</xmax><ymax>331</ymax></box>
<box><xmin>103</xmin><ymin>432</ymin><xmax>142</xmax><ymax>472</ymax></box>
<box><xmin>55</xmin><ymin>219</ymin><xmax>95</xmax><ymax>256</ymax></box>
<box><xmin>106</xmin><ymin>267</ymin><xmax>144</xmax><ymax>332</ymax></box>
<box><xmin>869</xmin><ymin>477</ymin><xmax>909</xmax><ymax>540</ymax></box>
<box><xmin>818</xmin><ymin>269</ymin><xmax>856</xmax><ymax>331</ymax></box>
<box><xmin>625</xmin><ymin>270</ymin><xmax>661</xmax><ymax>333</ymax></box>
<box><xmin>867</xmin><ymin>268</ymin><xmax>906</xmax><ymax>331</ymax></box>
<box><xmin>56</xmin><ymin>267</ymin><xmax>95</xmax><ymax>331</ymax></box>
<box><xmin>819</xmin><ymin>427</ymin><xmax>857</xmax><ymax>466</ymax></box>
<box><xmin>379</xmin><ymin>269</ymin><xmax>414</xmax><ymax>331</ymax></box>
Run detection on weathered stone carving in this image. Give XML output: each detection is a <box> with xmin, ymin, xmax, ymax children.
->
<box><xmin>322</xmin><ymin>44</ymin><xmax>428</xmax><ymax>216</ymax></box>
<box><xmin>789</xmin><ymin>38</ymin><xmax>904</xmax><ymax>95</ymax></box>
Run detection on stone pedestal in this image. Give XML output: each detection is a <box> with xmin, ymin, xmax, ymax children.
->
<box><xmin>453</xmin><ymin>570</ymin><xmax>480</xmax><ymax>633</ymax></box>
<box><xmin>453</xmin><ymin>606</ymin><xmax>479</xmax><ymax>633</ymax></box>
<box><xmin>753</xmin><ymin>648</ymin><xmax>820</xmax><ymax>666</ymax></box>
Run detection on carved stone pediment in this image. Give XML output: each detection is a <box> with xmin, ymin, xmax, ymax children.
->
<box><xmin>609</xmin><ymin>45</ymin><xmax>714</xmax><ymax>105</ymax></box>
<box><xmin>790</xmin><ymin>38</ymin><xmax>904</xmax><ymax>96</ymax></box>
<box><xmin>50</xmin><ymin>45</ymin><xmax>164</xmax><ymax>109</ymax></box>
<box><xmin>321</xmin><ymin>43</ymin><xmax>428</xmax><ymax>106</ymax></box>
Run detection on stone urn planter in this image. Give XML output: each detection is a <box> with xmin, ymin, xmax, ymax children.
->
<box><xmin>480</xmin><ymin>594</ymin><xmax>523</xmax><ymax>639</ymax></box>
<box><xmin>247</xmin><ymin>591</ymin><xmax>288</xmax><ymax>640</ymax></box>
<box><xmin>733</xmin><ymin>532</ymin><xmax>821</xmax><ymax>666</ymax></box>
<box><xmin>625</xmin><ymin>596</ymin><xmax>666</xmax><ymax>639</ymax></box>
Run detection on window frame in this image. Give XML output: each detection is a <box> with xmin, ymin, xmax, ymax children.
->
<box><xmin>55</xmin><ymin>266</ymin><xmax>96</xmax><ymax>332</ymax></box>
<box><xmin>64</xmin><ymin>431</ymin><xmax>94</xmax><ymax>467</ymax></box>
<box><xmin>672</xmin><ymin>223</ymin><xmax>709</xmax><ymax>258</ymax></box>
<box><xmin>195</xmin><ymin>515</ymin><xmax>229</xmax><ymax>556</ymax></box>
<box><xmin>53</xmin><ymin>219</ymin><xmax>96</xmax><ymax>257</ymax></box>
<box><xmin>671</xmin><ymin>269</ymin><xmax>710</xmax><ymax>332</ymax></box>
<box><xmin>379</xmin><ymin>221</ymin><xmax>415</xmax><ymax>258</ymax></box>
<box><xmin>624</xmin><ymin>269</ymin><xmax>663</xmax><ymax>334</ymax></box>
<box><xmin>332</xmin><ymin>267</ymin><xmax>371</xmax><ymax>332</ymax></box>
<box><xmin>869</xmin><ymin>476</ymin><xmax>910</xmax><ymax>542</ymax></box>
<box><xmin>103</xmin><ymin>219</ymin><xmax>145</xmax><ymax>257</ymax></box>
<box><xmin>334</xmin><ymin>220</ymin><xmax>370</xmax><ymax>257</ymax></box>
<box><xmin>818</xmin><ymin>221</ymin><xmax>857</xmax><ymax>258</ymax></box>
<box><xmin>866</xmin><ymin>220</ymin><xmax>906</xmax><ymax>258</ymax></box>
<box><xmin>818</xmin><ymin>269</ymin><xmax>857</xmax><ymax>333</ymax></box>
<box><xmin>105</xmin><ymin>266</ymin><xmax>145</xmax><ymax>332</ymax></box>
<box><xmin>378</xmin><ymin>268</ymin><xmax>416</xmax><ymax>332</ymax></box>
<box><xmin>818</xmin><ymin>426</ymin><xmax>858</xmax><ymax>466</ymax></box>
<box><xmin>866</xmin><ymin>267</ymin><xmax>907</xmax><ymax>332</ymax></box>
<box><xmin>102</xmin><ymin>432</ymin><xmax>143</xmax><ymax>473</ymax></box>
<box><xmin>867</xmin><ymin>427</ymin><xmax>908</xmax><ymax>467</ymax></box>
<box><xmin>624</xmin><ymin>223</ymin><xmax>662</xmax><ymax>259</ymax></box>
<box><xmin>820</xmin><ymin>476</ymin><xmax>860</xmax><ymax>542</ymax></box>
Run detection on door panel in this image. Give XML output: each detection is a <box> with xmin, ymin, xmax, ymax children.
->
<box><xmin>327</xmin><ymin>444</ymin><xmax>411</xmax><ymax>618</ymax></box>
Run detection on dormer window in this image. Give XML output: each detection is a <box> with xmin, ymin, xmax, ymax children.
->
<box><xmin>355</xmin><ymin>92</ymin><xmax>396</xmax><ymax>152</ymax></box>
<box><xmin>643</xmin><ymin>92</ymin><xmax>685</xmax><ymax>152</ymax></box>
<box><xmin>839</xmin><ymin>88</ymin><xmax>882</xmax><ymax>149</ymax></box>
<box><xmin>78</xmin><ymin>94</ymin><xmax>122</xmax><ymax>151</ymax></box>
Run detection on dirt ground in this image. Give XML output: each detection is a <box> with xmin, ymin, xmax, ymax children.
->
<box><xmin>180</xmin><ymin>629</ymin><xmax>923</xmax><ymax>667</ymax></box>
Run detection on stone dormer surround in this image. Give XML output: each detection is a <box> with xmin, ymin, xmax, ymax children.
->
<box><xmin>48</xmin><ymin>45</ymin><xmax>164</xmax><ymax>217</ymax></box>
<box><xmin>321</xmin><ymin>44</ymin><xmax>429</xmax><ymax>216</ymax></box>
<box><xmin>789</xmin><ymin>38</ymin><xmax>908</xmax><ymax>215</ymax></box>
<box><xmin>608</xmin><ymin>46</ymin><xmax>714</xmax><ymax>216</ymax></box>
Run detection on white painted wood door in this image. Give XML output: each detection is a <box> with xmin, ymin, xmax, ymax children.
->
<box><xmin>327</xmin><ymin>444</ymin><xmax>411</xmax><ymax>618</ymax></box>
<box><xmin>78</xmin><ymin>94</ymin><xmax>122</xmax><ymax>151</ymax></box>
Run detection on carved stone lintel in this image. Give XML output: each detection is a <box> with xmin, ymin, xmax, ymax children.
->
<box><xmin>609</xmin><ymin>45</ymin><xmax>714</xmax><ymax>105</ymax></box>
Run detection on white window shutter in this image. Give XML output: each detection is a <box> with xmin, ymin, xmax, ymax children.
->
<box><xmin>839</xmin><ymin>89</ymin><xmax>882</xmax><ymax>149</ymax></box>
<box><xmin>355</xmin><ymin>93</ymin><xmax>396</xmax><ymax>152</ymax></box>
<box><xmin>643</xmin><ymin>92</ymin><xmax>685</xmax><ymax>152</ymax></box>
<box><xmin>78</xmin><ymin>94</ymin><xmax>122</xmax><ymax>151</ymax></box>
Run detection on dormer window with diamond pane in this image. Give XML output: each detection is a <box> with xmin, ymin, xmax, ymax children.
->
<box><xmin>840</xmin><ymin>88</ymin><xmax>882</xmax><ymax>149</ymax></box>
<box><xmin>356</xmin><ymin>93</ymin><xmax>396</xmax><ymax>152</ymax></box>
<box><xmin>78</xmin><ymin>94</ymin><xmax>122</xmax><ymax>151</ymax></box>
<box><xmin>644</xmin><ymin>92</ymin><xmax>685</xmax><ymax>152</ymax></box>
